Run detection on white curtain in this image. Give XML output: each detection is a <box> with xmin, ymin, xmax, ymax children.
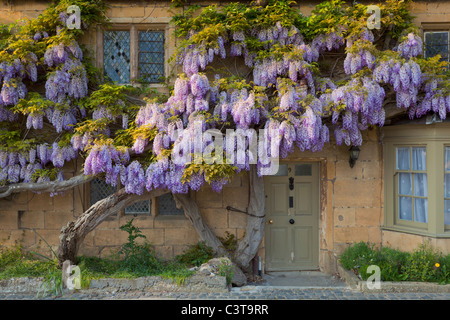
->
<box><xmin>397</xmin><ymin>147</ymin><xmax>428</xmax><ymax>223</ymax></box>
<box><xmin>445</xmin><ymin>147</ymin><xmax>450</xmax><ymax>225</ymax></box>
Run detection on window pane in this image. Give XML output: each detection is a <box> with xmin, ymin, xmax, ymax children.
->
<box><xmin>399</xmin><ymin>196</ymin><xmax>412</xmax><ymax>221</ymax></box>
<box><xmin>396</xmin><ymin>147</ymin><xmax>410</xmax><ymax>170</ymax></box>
<box><xmin>414</xmin><ymin>173</ymin><xmax>427</xmax><ymax>197</ymax></box>
<box><xmin>139</xmin><ymin>31</ymin><xmax>165</xmax><ymax>83</ymax></box>
<box><xmin>398</xmin><ymin>173</ymin><xmax>412</xmax><ymax>195</ymax></box>
<box><xmin>446</xmin><ymin>147</ymin><xmax>450</xmax><ymax>171</ymax></box>
<box><xmin>445</xmin><ymin>174</ymin><xmax>450</xmax><ymax>198</ymax></box>
<box><xmin>445</xmin><ymin>200</ymin><xmax>450</xmax><ymax>225</ymax></box>
<box><xmin>412</xmin><ymin>147</ymin><xmax>426</xmax><ymax>171</ymax></box>
<box><xmin>104</xmin><ymin>31</ymin><xmax>130</xmax><ymax>83</ymax></box>
<box><xmin>274</xmin><ymin>164</ymin><xmax>288</xmax><ymax>176</ymax></box>
<box><xmin>295</xmin><ymin>164</ymin><xmax>312</xmax><ymax>176</ymax></box>
<box><xmin>90</xmin><ymin>178</ymin><xmax>116</xmax><ymax>205</ymax></box>
<box><xmin>159</xmin><ymin>193</ymin><xmax>184</xmax><ymax>215</ymax></box>
<box><xmin>125</xmin><ymin>200</ymin><xmax>151</xmax><ymax>215</ymax></box>
<box><xmin>424</xmin><ymin>31</ymin><xmax>449</xmax><ymax>61</ymax></box>
<box><xmin>414</xmin><ymin>198</ymin><xmax>428</xmax><ymax>223</ymax></box>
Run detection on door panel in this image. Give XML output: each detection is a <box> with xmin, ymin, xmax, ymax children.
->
<box><xmin>295</xmin><ymin>182</ymin><xmax>312</xmax><ymax>215</ymax></box>
<box><xmin>265</xmin><ymin>162</ymin><xmax>319</xmax><ymax>271</ymax></box>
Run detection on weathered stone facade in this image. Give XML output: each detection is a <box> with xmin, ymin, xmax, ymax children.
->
<box><xmin>0</xmin><ymin>0</ymin><xmax>449</xmax><ymax>276</ymax></box>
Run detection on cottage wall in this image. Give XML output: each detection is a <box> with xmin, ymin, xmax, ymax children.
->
<box><xmin>0</xmin><ymin>1</ymin><xmax>449</xmax><ymax>275</ymax></box>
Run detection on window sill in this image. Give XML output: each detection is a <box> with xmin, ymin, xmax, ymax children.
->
<box><xmin>382</xmin><ymin>226</ymin><xmax>450</xmax><ymax>238</ymax></box>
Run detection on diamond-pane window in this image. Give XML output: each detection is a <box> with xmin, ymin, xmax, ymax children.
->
<box><xmin>104</xmin><ymin>31</ymin><xmax>130</xmax><ymax>83</ymax></box>
<box><xmin>139</xmin><ymin>31</ymin><xmax>165</xmax><ymax>83</ymax></box>
<box><xmin>90</xmin><ymin>178</ymin><xmax>117</xmax><ymax>205</ymax></box>
<box><xmin>125</xmin><ymin>199</ymin><xmax>151</xmax><ymax>215</ymax></box>
<box><xmin>424</xmin><ymin>31</ymin><xmax>449</xmax><ymax>62</ymax></box>
<box><xmin>90</xmin><ymin>178</ymin><xmax>150</xmax><ymax>215</ymax></box>
<box><xmin>159</xmin><ymin>193</ymin><xmax>184</xmax><ymax>215</ymax></box>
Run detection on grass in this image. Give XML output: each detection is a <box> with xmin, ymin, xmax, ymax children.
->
<box><xmin>339</xmin><ymin>241</ymin><xmax>450</xmax><ymax>284</ymax></box>
<box><xmin>0</xmin><ymin>221</ymin><xmax>231</xmax><ymax>294</ymax></box>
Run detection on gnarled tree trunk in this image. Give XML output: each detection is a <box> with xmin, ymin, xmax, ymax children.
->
<box><xmin>58</xmin><ymin>187</ymin><xmax>168</xmax><ymax>266</ymax></box>
<box><xmin>174</xmin><ymin>164</ymin><xmax>265</xmax><ymax>273</ymax></box>
<box><xmin>234</xmin><ymin>165</ymin><xmax>265</xmax><ymax>271</ymax></box>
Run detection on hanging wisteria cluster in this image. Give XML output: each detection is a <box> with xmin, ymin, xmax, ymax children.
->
<box><xmin>0</xmin><ymin>9</ymin><xmax>90</xmax><ymax>190</ymax></box>
<box><xmin>3</xmin><ymin>0</ymin><xmax>450</xmax><ymax>200</ymax></box>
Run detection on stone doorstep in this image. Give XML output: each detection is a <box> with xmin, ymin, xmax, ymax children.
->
<box><xmin>0</xmin><ymin>274</ymin><xmax>229</xmax><ymax>295</ymax></box>
<box><xmin>337</xmin><ymin>264</ymin><xmax>450</xmax><ymax>293</ymax></box>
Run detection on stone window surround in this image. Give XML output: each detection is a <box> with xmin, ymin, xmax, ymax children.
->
<box><xmin>383</xmin><ymin>122</ymin><xmax>450</xmax><ymax>238</ymax></box>
<box><xmin>95</xmin><ymin>19</ymin><xmax>173</xmax><ymax>87</ymax></box>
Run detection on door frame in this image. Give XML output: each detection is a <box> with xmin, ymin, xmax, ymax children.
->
<box><xmin>264</xmin><ymin>161</ymin><xmax>321</xmax><ymax>271</ymax></box>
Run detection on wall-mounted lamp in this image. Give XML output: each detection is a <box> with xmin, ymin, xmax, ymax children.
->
<box><xmin>349</xmin><ymin>146</ymin><xmax>360</xmax><ymax>168</ymax></box>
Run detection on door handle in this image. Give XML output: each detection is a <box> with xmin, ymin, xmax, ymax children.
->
<box><xmin>289</xmin><ymin>219</ymin><xmax>295</xmax><ymax>224</ymax></box>
<box><xmin>268</xmin><ymin>219</ymin><xmax>273</xmax><ymax>224</ymax></box>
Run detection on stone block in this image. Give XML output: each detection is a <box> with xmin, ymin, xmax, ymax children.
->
<box><xmin>52</xmin><ymin>190</ymin><xmax>74</xmax><ymax>213</ymax></box>
<box><xmin>334</xmin><ymin>207</ymin><xmax>356</xmax><ymax>227</ymax></box>
<box><xmin>94</xmin><ymin>229</ymin><xmax>128</xmax><ymax>247</ymax></box>
<box><xmin>154</xmin><ymin>216</ymin><xmax>189</xmax><ymax>229</ymax></box>
<box><xmin>154</xmin><ymin>245</ymin><xmax>172</xmax><ymax>260</ymax></box>
<box><xmin>381</xmin><ymin>230</ymin><xmax>424</xmax><ymax>253</ymax></box>
<box><xmin>334</xmin><ymin>179</ymin><xmax>381</xmax><ymax>208</ymax></box>
<box><xmin>19</xmin><ymin>211</ymin><xmax>45</xmax><ymax>229</ymax></box>
<box><xmin>122</xmin><ymin>215</ymin><xmax>154</xmax><ymax>229</ymax></box>
<box><xmin>0</xmin><ymin>231</ymin><xmax>10</xmax><ymax>243</ymax></box>
<box><xmin>326</xmin><ymin>160</ymin><xmax>336</xmax><ymax>180</ymax></box>
<box><xmin>361</xmin><ymin>160</ymin><xmax>382</xmax><ymax>180</ymax></box>
<box><xmin>164</xmin><ymin>228</ymin><xmax>199</xmax><ymax>246</ymax></box>
<box><xmin>334</xmin><ymin>227</ymin><xmax>370</xmax><ymax>243</ymax></box>
<box><xmin>335</xmin><ymin>160</ymin><xmax>362</xmax><ymax>180</ymax></box>
<box><xmin>96</xmin><ymin>216</ymin><xmax>120</xmax><ymax>230</ymax></box>
<box><xmin>140</xmin><ymin>228</ymin><xmax>164</xmax><ymax>246</ymax></box>
<box><xmin>355</xmin><ymin>207</ymin><xmax>381</xmax><ymax>227</ymax></box>
<box><xmin>44</xmin><ymin>211</ymin><xmax>75</xmax><ymax>230</ymax></box>
<box><xmin>228</xmin><ymin>209</ymin><xmax>248</xmax><ymax>229</ymax></box>
<box><xmin>9</xmin><ymin>229</ymin><xmax>36</xmax><ymax>248</ymax></box>
<box><xmin>0</xmin><ymin>191</ymin><xmax>28</xmax><ymax>211</ymax></box>
<box><xmin>223</xmin><ymin>186</ymin><xmax>249</xmax><ymax>209</ymax></box>
<box><xmin>201</xmin><ymin>208</ymin><xmax>228</xmax><ymax>229</ymax></box>
<box><xmin>35</xmin><ymin>229</ymin><xmax>61</xmax><ymax>248</ymax></box>
<box><xmin>195</xmin><ymin>187</ymin><xmax>223</xmax><ymax>208</ymax></box>
<box><xmin>0</xmin><ymin>211</ymin><xmax>18</xmax><ymax>230</ymax></box>
<box><xmin>108</xmin><ymin>6</ymin><xmax>146</xmax><ymax>18</ymax></box>
<box><xmin>30</xmin><ymin>192</ymin><xmax>53</xmax><ymax>210</ymax></box>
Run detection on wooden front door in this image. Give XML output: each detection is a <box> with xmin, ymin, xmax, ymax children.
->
<box><xmin>264</xmin><ymin>162</ymin><xmax>319</xmax><ymax>271</ymax></box>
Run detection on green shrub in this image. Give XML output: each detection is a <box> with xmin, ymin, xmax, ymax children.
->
<box><xmin>339</xmin><ymin>241</ymin><xmax>450</xmax><ymax>284</ymax></box>
<box><xmin>117</xmin><ymin>219</ymin><xmax>160</xmax><ymax>275</ymax></box>
<box><xmin>400</xmin><ymin>242</ymin><xmax>442</xmax><ymax>283</ymax></box>
<box><xmin>175</xmin><ymin>241</ymin><xmax>215</xmax><ymax>267</ymax></box>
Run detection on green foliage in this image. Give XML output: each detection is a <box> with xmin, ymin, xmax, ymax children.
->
<box><xmin>218</xmin><ymin>231</ymin><xmax>237</xmax><ymax>255</ymax></box>
<box><xmin>400</xmin><ymin>242</ymin><xmax>443</xmax><ymax>282</ymax></box>
<box><xmin>117</xmin><ymin>218</ymin><xmax>160</xmax><ymax>274</ymax></box>
<box><xmin>340</xmin><ymin>241</ymin><xmax>450</xmax><ymax>284</ymax></box>
<box><xmin>217</xmin><ymin>258</ymin><xmax>234</xmax><ymax>286</ymax></box>
<box><xmin>176</xmin><ymin>241</ymin><xmax>215</xmax><ymax>267</ymax></box>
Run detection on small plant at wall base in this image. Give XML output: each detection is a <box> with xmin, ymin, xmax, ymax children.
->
<box><xmin>339</xmin><ymin>242</ymin><xmax>450</xmax><ymax>284</ymax></box>
<box><xmin>175</xmin><ymin>241</ymin><xmax>215</xmax><ymax>267</ymax></box>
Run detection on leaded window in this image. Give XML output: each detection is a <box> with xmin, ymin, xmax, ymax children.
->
<box><xmin>158</xmin><ymin>193</ymin><xmax>184</xmax><ymax>215</ymax></box>
<box><xmin>89</xmin><ymin>178</ymin><xmax>150</xmax><ymax>215</ymax></box>
<box><xmin>102</xmin><ymin>28</ymin><xmax>165</xmax><ymax>84</ymax></box>
<box><xmin>139</xmin><ymin>31</ymin><xmax>165</xmax><ymax>83</ymax></box>
<box><xmin>104</xmin><ymin>31</ymin><xmax>131</xmax><ymax>83</ymax></box>
<box><xmin>424</xmin><ymin>31</ymin><xmax>449</xmax><ymax>62</ymax></box>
